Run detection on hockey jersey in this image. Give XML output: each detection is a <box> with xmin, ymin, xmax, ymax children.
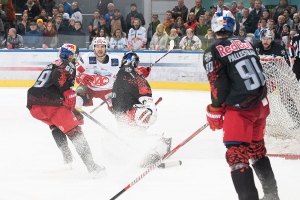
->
<box><xmin>27</xmin><ymin>59</ymin><xmax>76</xmax><ymax>109</ymax></box>
<box><xmin>77</xmin><ymin>52</ymin><xmax>121</xmax><ymax>91</ymax></box>
<box><xmin>203</xmin><ymin>36</ymin><xmax>267</xmax><ymax>109</ymax></box>
<box><xmin>127</xmin><ymin>27</ymin><xmax>147</xmax><ymax>49</ymax></box>
<box><xmin>112</xmin><ymin>65</ymin><xmax>152</xmax><ymax>115</ymax></box>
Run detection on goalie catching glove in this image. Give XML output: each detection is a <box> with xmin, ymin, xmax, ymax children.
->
<box><xmin>206</xmin><ymin>104</ymin><xmax>224</xmax><ymax>131</ymax></box>
<box><xmin>133</xmin><ymin>96</ymin><xmax>157</xmax><ymax>126</ymax></box>
<box><xmin>62</xmin><ymin>89</ymin><xmax>77</xmax><ymax>110</ymax></box>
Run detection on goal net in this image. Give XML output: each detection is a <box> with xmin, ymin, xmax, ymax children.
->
<box><xmin>260</xmin><ymin>55</ymin><xmax>300</xmax><ymax>158</ymax></box>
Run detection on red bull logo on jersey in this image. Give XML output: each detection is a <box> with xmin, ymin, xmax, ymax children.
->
<box><xmin>216</xmin><ymin>40</ymin><xmax>253</xmax><ymax>57</ymax></box>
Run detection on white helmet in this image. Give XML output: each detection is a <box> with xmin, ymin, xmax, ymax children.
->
<box><xmin>211</xmin><ymin>10</ymin><xmax>236</xmax><ymax>33</ymax></box>
<box><xmin>92</xmin><ymin>37</ymin><xmax>107</xmax><ymax>50</ymax></box>
<box><xmin>260</xmin><ymin>28</ymin><xmax>274</xmax><ymax>41</ymax></box>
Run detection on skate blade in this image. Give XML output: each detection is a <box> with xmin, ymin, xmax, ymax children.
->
<box><xmin>91</xmin><ymin>170</ymin><xmax>107</xmax><ymax>179</ymax></box>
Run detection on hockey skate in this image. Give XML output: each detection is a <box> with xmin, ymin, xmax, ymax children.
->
<box><xmin>61</xmin><ymin>146</ymin><xmax>73</xmax><ymax>168</ymax></box>
<box><xmin>86</xmin><ymin>162</ymin><xmax>107</xmax><ymax>178</ymax></box>
<box><xmin>260</xmin><ymin>192</ymin><xmax>280</xmax><ymax>200</ymax></box>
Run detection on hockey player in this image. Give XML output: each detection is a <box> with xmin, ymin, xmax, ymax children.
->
<box><xmin>203</xmin><ymin>10</ymin><xmax>279</xmax><ymax>200</ymax></box>
<box><xmin>75</xmin><ymin>37</ymin><xmax>122</xmax><ymax>110</ymax></box>
<box><xmin>27</xmin><ymin>44</ymin><xmax>105</xmax><ymax>177</ymax></box>
<box><xmin>254</xmin><ymin>28</ymin><xmax>290</xmax><ymax>66</ymax></box>
<box><xmin>111</xmin><ymin>51</ymin><xmax>171</xmax><ymax>168</ymax></box>
<box><xmin>289</xmin><ymin>33</ymin><xmax>300</xmax><ymax>81</ymax></box>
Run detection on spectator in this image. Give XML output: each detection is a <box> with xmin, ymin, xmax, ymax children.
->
<box><xmin>41</xmin><ymin>0</ymin><xmax>56</xmax><ymax>17</ymax></box>
<box><xmin>98</xmin><ymin>15</ymin><xmax>111</xmax><ymax>36</ymax></box>
<box><xmin>171</xmin><ymin>16</ymin><xmax>186</xmax><ymax>37</ymax></box>
<box><xmin>150</xmin><ymin>24</ymin><xmax>168</xmax><ymax>50</ymax></box>
<box><xmin>49</xmin><ymin>6</ymin><xmax>59</xmax><ymax>23</ymax></box>
<box><xmin>202</xmin><ymin>28</ymin><xmax>215</xmax><ymax>50</ymax></box>
<box><xmin>281</xmin><ymin>24</ymin><xmax>290</xmax><ymax>49</ymax></box>
<box><xmin>249</xmin><ymin>0</ymin><xmax>263</xmax><ymax>32</ymax></box>
<box><xmin>109</xmin><ymin>28</ymin><xmax>127</xmax><ymax>49</ymax></box>
<box><xmin>96</xmin><ymin>0</ymin><xmax>113</xmax><ymax>16</ymax></box>
<box><xmin>104</xmin><ymin>3</ymin><xmax>114</xmax><ymax>25</ymax></box>
<box><xmin>71</xmin><ymin>2</ymin><xmax>82</xmax><ymax>24</ymax></box>
<box><xmin>36</xmin><ymin>18</ymin><xmax>46</xmax><ymax>32</ymax></box>
<box><xmin>290</xmin><ymin>29</ymin><xmax>297</xmax><ymax>39</ymax></box>
<box><xmin>90</xmin><ymin>9</ymin><xmax>100</xmax><ymax>31</ymax></box>
<box><xmin>239</xmin><ymin>27</ymin><xmax>247</xmax><ymax>37</ymax></box>
<box><xmin>43</xmin><ymin>21</ymin><xmax>58</xmax><ymax>48</ymax></box>
<box><xmin>190</xmin><ymin>0</ymin><xmax>206</xmax><ymax>22</ymax></box>
<box><xmin>163</xmin><ymin>10</ymin><xmax>174</xmax><ymax>35</ymax></box>
<box><xmin>171</xmin><ymin>0</ymin><xmax>188</xmax><ymax>23</ymax></box>
<box><xmin>249</xmin><ymin>0</ymin><xmax>255</xmax><ymax>12</ymax></box>
<box><xmin>167</xmin><ymin>28</ymin><xmax>181</xmax><ymax>49</ymax></box>
<box><xmin>127</xmin><ymin>18</ymin><xmax>147</xmax><ymax>50</ymax></box>
<box><xmin>125</xmin><ymin>3</ymin><xmax>145</xmax><ymax>32</ymax></box>
<box><xmin>268</xmin><ymin>19</ymin><xmax>281</xmax><ymax>43</ymax></box>
<box><xmin>37</xmin><ymin>9</ymin><xmax>50</xmax><ymax>23</ymax></box>
<box><xmin>194</xmin><ymin>15</ymin><xmax>209</xmax><ymax>39</ymax></box>
<box><xmin>0</xmin><ymin>4</ymin><xmax>6</xmax><ymax>36</ymax></box>
<box><xmin>254</xmin><ymin>18</ymin><xmax>268</xmax><ymax>41</ymax></box>
<box><xmin>275</xmin><ymin>15</ymin><xmax>285</xmax><ymax>36</ymax></box>
<box><xmin>67</xmin><ymin>17</ymin><xmax>75</xmax><ymax>32</ymax></box>
<box><xmin>58</xmin><ymin>4</ymin><xmax>70</xmax><ymax>27</ymax></box>
<box><xmin>237</xmin><ymin>0</ymin><xmax>244</xmax><ymax>13</ymax></box>
<box><xmin>184</xmin><ymin>12</ymin><xmax>198</xmax><ymax>31</ymax></box>
<box><xmin>89</xmin><ymin>27</ymin><xmax>110</xmax><ymax>49</ymax></box>
<box><xmin>6</xmin><ymin>28</ymin><xmax>24</xmax><ymax>49</ymax></box>
<box><xmin>262</xmin><ymin>9</ymin><xmax>271</xmax><ymax>22</ymax></box>
<box><xmin>292</xmin><ymin>14</ymin><xmax>300</xmax><ymax>32</ymax></box>
<box><xmin>147</xmin><ymin>14</ymin><xmax>160</xmax><ymax>48</ymax></box>
<box><xmin>239</xmin><ymin>8</ymin><xmax>254</xmax><ymax>33</ymax></box>
<box><xmin>204</xmin><ymin>11</ymin><xmax>211</xmax><ymax>27</ymax></box>
<box><xmin>24</xmin><ymin>22</ymin><xmax>44</xmax><ymax>48</ymax></box>
<box><xmin>273</xmin><ymin>0</ymin><xmax>290</xmax><ymax>24</ymax></box>
<box><xmin>110</xmin><ymin>8</ymin><xmax>127</xmax><ymax>37</ymax></box>
<box><xmin>22</xmin><ymin>0</ymin><xmax>41</xmax><ymax>22</ymax></box>
<box><xmin>210</xmin><ymin>5</ymin><xmax>217</xmax><ymax>16</ymax></box>
<box><xmin>33</xmin><ymin>0</ymin><xmax>42</xmax><ymax>12</ymax></box>
<box><xmin>179</xmin><ymin>28</ymin><xmax>201</xmax><ymax>50</ymax></box>
<box><xmin>16</xmin><ymin>12</ymin><xmax>31</xmax><ymax>36</ymax></box>
<box><xmin>70</xmin><ymin>21</ymin><xmax>86</xmax><ymax>48</ymax></box>
<box><xmin>216</xmin><ymin>0</ymin><xmax>225</xmax><ymax>12</ymax></box>
<box><xmin>53</xmin><ymin>14</ymin><xmax>67</xmax><ymax>38</ymax></box>
<box><xmin>290</xmin><ymin>5</ymin><xmax>297</xmax><ymax>19</ymax></box>
<box><xmin>282</xmin><ymin>9</ymin><xmax>293</xmax><ymax>27</ymax></box>
<box><xmin>230</xmin><ymin>1</ymin><xmax>242</xmax><ymax>20</ymax></box>
<box><xmin>61</xmin><ymin>0</ymin><xmax>72</xmax><ymax>18</ymax></box>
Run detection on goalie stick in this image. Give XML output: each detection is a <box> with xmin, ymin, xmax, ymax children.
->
<box><xmin>150</xmin><ymin>40</ymin><xmax>174</xmax><ymax>68</ymax></box>
<box><xmin>110</xmin><ymin>123</ymin><xmax>209</xmax><ymax>200</ymax></box>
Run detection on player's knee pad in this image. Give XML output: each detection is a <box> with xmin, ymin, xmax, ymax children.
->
<box><xmin>248</xmin><ymin>139</ymin><xmax>266</xmax><ymax>164</ymax></box>
<box><xmin>51</xmin><ymin>126</ymin><xmax>68</xmax><ymax>149</ymax></box>
<box><xmin>226</xmin><ymin>144</ymin><xmax>250</xmax><ymax>171</ymax></box>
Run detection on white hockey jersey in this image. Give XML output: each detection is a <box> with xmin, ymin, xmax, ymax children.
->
<box><xmin>78</xmin><ymin>52</ymin><xmax>121</xmax><ymax>91</ymax></box>
<box><xmin>109</xmin><ymin>37</ymin><xmax>128</xmax><ymax>49</ymax></box>
<box><xmin>127</xmin><ymin>27</ymin><xmax>147</xmax><ymax>49</ymax></box>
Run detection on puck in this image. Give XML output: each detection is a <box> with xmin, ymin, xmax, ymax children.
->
<box><xmin>158</xmin><ymin>160</ymin><xmax>182</xmax><ymax>169</ymax></box>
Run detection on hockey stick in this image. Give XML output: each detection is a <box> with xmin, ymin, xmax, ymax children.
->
<box><xmin>149</xmin><ymin>40</ymin><xmax>174</xmax><ymax>68</ymax></box>
<box><xmin>110</xmin><ymin>122</ymin><xmax>209</xmax><ymax>200</ymax></box>
<box><xmin>89</xmin><ymin>97</ymin><xmax>112</xmax><ymax>114</ymax></box>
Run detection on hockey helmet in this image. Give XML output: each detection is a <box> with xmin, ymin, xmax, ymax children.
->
<box><xmin>60</xmin><ymin>43</ymin><xmax>79</xmax><ymax>59</ymax></box>
<box><xmin>260</xmin><ymin>28</ymin><xmax>275</xmax><ymax>41</ymax></box>
<box><xmin>211</xmin><ymin>10</ymin><xmax>236</xmax><ymax>33</ymax></box>
<box><xmin>122</xmin><ymin>51</ymin><xmax>140</xmax><ymax>68</ymax></box>
<box><xmin>92</xmin><ymin>37</ymin><xmax>107</xmax><ymax>50</ymax></box>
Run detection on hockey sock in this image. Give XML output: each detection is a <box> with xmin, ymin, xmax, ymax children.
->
<box><xmin>52</xmin><ymin>127</ymin><xmax>73</xmax><ymax>163</ymax></box>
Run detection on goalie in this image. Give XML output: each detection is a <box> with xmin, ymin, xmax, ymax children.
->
<box><xmin>111</xmin><ymin>51</ymin><xmax>171</xmax><ymax>168</ymax></box>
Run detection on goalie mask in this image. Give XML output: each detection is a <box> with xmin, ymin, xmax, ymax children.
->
<box><xmin>260</xmin><ymin>29</ymin><xmax>274</xmax><ymax>41</ymax></box>
<box><xmin>211</xmin><ymin>10</ymin><xmax>236</xmax><ymax>33</ymax></box>
<box><xmin>59</xmin><ymin>43</ymin><xmax>79</xmax><ymax>63</ymax></box>
<box><xmin>121</xmin><ymin>51</ymin><xmax>140</xmax><ymax>68</ymax></box>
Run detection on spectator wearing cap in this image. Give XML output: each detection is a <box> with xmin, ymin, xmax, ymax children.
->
<box><xmin>22</xmin><ymin>0</ymin><xmax>41</xmax><ymax>22</ymax></box>
<box><xmin>61</xmin><ymin>0</ymin><xmax>72</xmax><ymax>18</ymax></box>
<box><xmin>71</xmin><ymin>2</ymin><xmax>82</xmax><ymax>24</ymax></box>
<box><xmin>24</xmin><ymin>21</ymin><xmax>44</xmax><ymax>48</ymax></box>
<box><xmin>110</xmin><ymin>9</ymin><xmax>127</xmax><ymax>37</ymax></box>
<box><xmin>96</xmin><ymin>0</ymin><xmax>113</xmax><ymax>16</ymax></box>
<box><xmin>125</xmin><ymin>3</ymin><xmax>145</xmax><ymax>33</ymax></box>
<box><xmin>36</xmin><ymin>18</ymin><xmax>45</xmax><ymax>32</ymax></box>
<box><xmin>105</xmin><ymin>3</ymin><xmax>114</xmax><ymax>25</ymax></box>
<box><xmin>249</xmin><ymin>0</ymin><xmax>264</xmax><ymax>31</ymax></box>
<box><xmin>171</xmin><ymin>0</ymin><xmax>188</xmax><ymax>23</ymax></box>
<box><xmin>190</xmin><ymin>0</ymin><xmax>206</xmax><ymax>22</ymax></box>
<box><xmin>6</xmin><ymin>28</ymin><xmax>24</xmax><ymax>49</ymax></box>
<box><xmin>147</xmin><ymin>14</ymin><xmax>160</xmax><ymax>48</ymax></box>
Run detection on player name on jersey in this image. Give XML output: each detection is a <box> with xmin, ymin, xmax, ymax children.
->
<box><xmin>216</xmin><ymin>40</ymin><xmax>253</xmax><ymax>57</ymax></box>
<box><xmin>228</xmin><ymin>49</ymin><xmax>257</xmax><ymax>62</ymax></box>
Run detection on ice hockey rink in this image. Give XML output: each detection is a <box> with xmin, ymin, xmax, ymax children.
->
<box><xmin>0</xmin><ymin>88</ymin><xmax>299</xmax><ymax>200</ymax></box>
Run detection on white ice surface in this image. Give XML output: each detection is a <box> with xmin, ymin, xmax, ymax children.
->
<box><xmin>0</xmin><ymin>88</ymin><xmax>299</xmax><ymax>200</ymax></box>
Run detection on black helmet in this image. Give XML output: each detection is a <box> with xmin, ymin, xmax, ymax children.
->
<box><xmin>121</xmin><ymin>51</ymin><xmax>140</xmax><ymax>68</ymax></box>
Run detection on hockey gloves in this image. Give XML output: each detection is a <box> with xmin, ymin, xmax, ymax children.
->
<box><xmin>206</xmin><ymin>104</ymin><xmax>224</xmax><ymax>131</ymax></box>
<box><xmin>63</xmin><ymin>89</ymin><xmax>77</xmax><ymax>110</ymax></box>
<box><xmin>76</xmin><ymin>73</ymin><xmax>94</xmax><ymax>87</ymax></box>
<box><xmin>135</xmin><ymin>66</ymin><xmax>151</xmax><ymax>78</ymax></box>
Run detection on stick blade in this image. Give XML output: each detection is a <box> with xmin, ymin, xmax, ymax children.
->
<box><xmin>169</xmin><ymin>40</ymin><xmax>175</xmax><ymax>50</ymax></box>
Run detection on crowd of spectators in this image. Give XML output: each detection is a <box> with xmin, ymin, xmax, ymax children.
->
<box><xmin>0</xmin><ymin>0</ymin><xmax>299</xmax><ymax>51</ymax></box>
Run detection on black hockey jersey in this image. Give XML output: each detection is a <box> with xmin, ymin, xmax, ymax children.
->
<box><xmin>254</xmin><ymin>41</ymin><xmax>290</xmax><ymax>65</ymax></box>
<box><xmin>203</xmin><ymin>36</ymin><xmax>267</xmax><ymax>109</ymax></box>
<box><xmin>27</xmin><ymin>59</ymin><xmax>76</xmax><ymax>109</ymax></box>
<box><xmin>112</xmin><ymin>65</ymin><xmax>152</xmax><ymax>115</ymax></box>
